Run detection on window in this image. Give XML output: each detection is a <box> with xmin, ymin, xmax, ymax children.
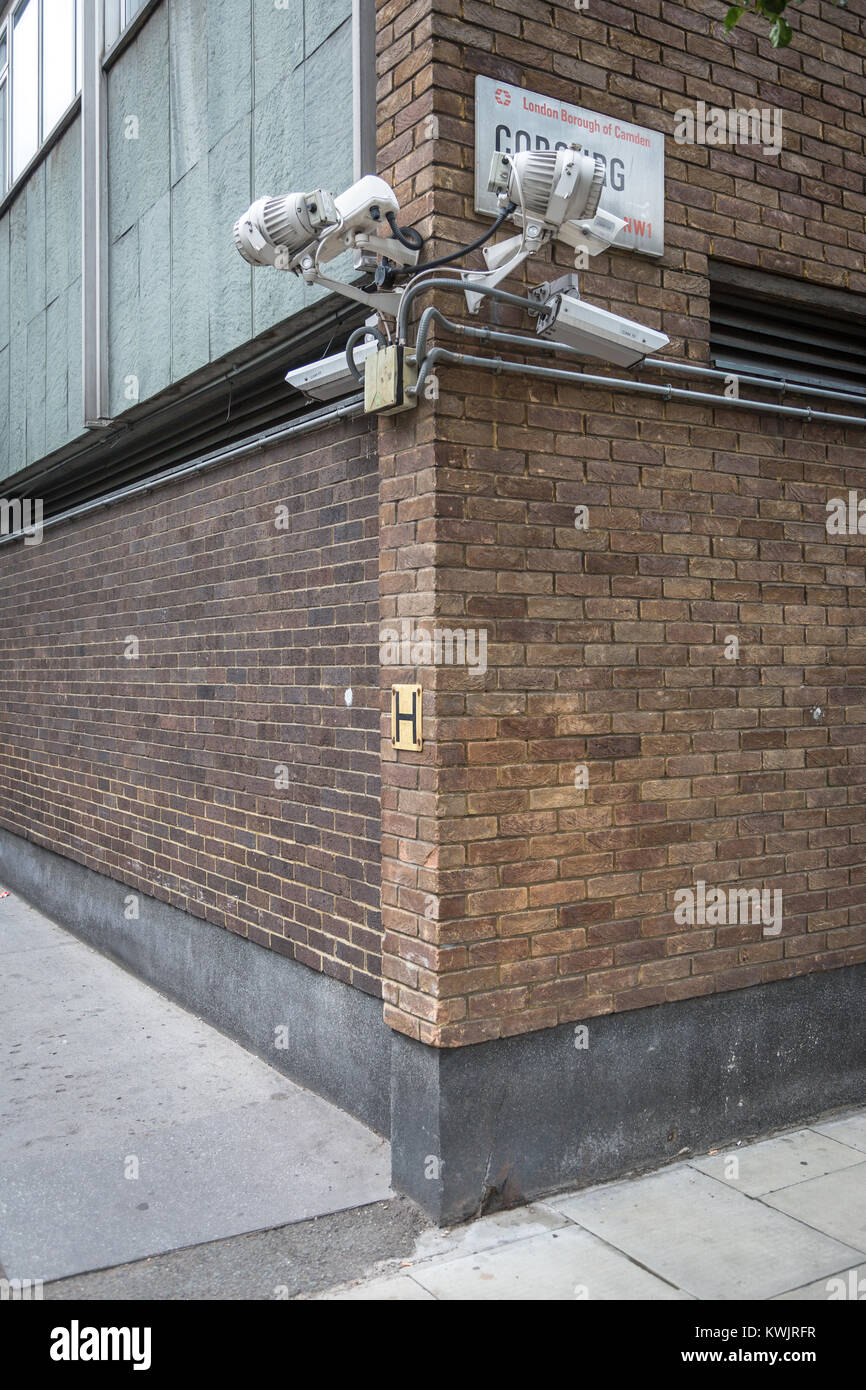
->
<box><xmin>104</xmin><ymin>0</ymin><xmax>146</xmax><ymax>52</ymax></box>
<box><xmin>41</xmin><ymin>0</ymin><xmax>76</xmax><ymax>139</ymax></box>
<box><xmin>0</xmin><ymin>32</ymin><xmax>7</xmax><ymax>192</ymax></box>
<box><xmin>0</xmin><ymin>0</ymin><xmax>81</xmax><ymax>197</ymax></box>
<box><xmin>709</xmin><ymin>262</ymin><xmax>866</xmax><ymax>396</ymax></box>
<box><xmin>11</xmin><ymin>1</ymin><xmax>37</xmax><ymax>181</ymax></box>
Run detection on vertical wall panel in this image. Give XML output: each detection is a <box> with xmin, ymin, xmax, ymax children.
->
<box><xmin>170</xmin><ymin>158</ymin><xmax>210</xmax><ymax>382</ymax></box>
<box><xmin>26</xmin><ymin>311</ymin><xmax>46</xmax><ymax>465</ymax></box>
<box><xmin>0</xmin><ymin>345</ymin><xmax>9</xmax><ymax>479</ymax></box>
<box><xmin>206</xmin><ymin>0</ymin><xmax>251</xmax><ymax>149</ymax></box>
<box><xmin>303</xmin><ymin>20</ymin><xmax>352</xmax><ymax>198</ymax></box>
<box><xmin>25</xmin><ymin>167</ymin><xmax>46</xmax><ymax>326</ymax></box>
<box><xmin>107</xmin><ymin>46</ymin><xmax>140</xmax><ymax>242</ymax></box>
<box><xmin>169</xmin><ymin>0</ymin><xmax>207</xmax><ymax>185</ymax></box>
<box><xmin>251</xmin><ymin>65</ymin><xmax>307</xmax><ymax>339</ymax></box>
<box><xmin>304</xmin><ymin>0</ymin><xmax>351</xmax><ymax>57</ymax></box>
<box><xmin>253</xmin><ymin>0</ymin><xmax>302</xmax><ymax>103</ymax></box>
<box><xmin>135</xmin><ymin>2</ymin><xmax>171</xmax><ymax>215</ymax></box>
<box><xmin>108</xmin><ymin>224</ymin><xmax>139</xmax><ymax>418</ymax></box>
<box><xmin>8</xmin><ymin>197</ymin><xmax>28</xmax><ymax>472</ymax></box>
<box><xmin>44</xmin><ymin>294</ymin><xmax>68</xmax><ymax>456</ymax></box>
<box><xmin>0</xmin><ymin>214</ymin><xmax>8</xmax><ymax>351</ymax></box>
<box><xmin>1</xmin><ymin>0</ymin><xmax>358</xmax><ymax>482</ymax></box>
<box><xmin>138</xmin><ymin>192</ymin><xmax>172</xmax><ymax>401</ymax></box>
<box><xmin>207</xmin><ymin>115</ymin><xmax>253</xmax><ymax>360</ymax></box>
<box><xmin>66</xmin><ymin>277</ymin><xmax>83</xmax><ymax>441</ymax></box>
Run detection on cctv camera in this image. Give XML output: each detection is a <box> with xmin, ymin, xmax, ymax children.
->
<box><xmin>486</xmin><ymin>146</ymin><xmax>626</xmax><ymax>267</ymax></box>
<box><xmin>489</xmin><ymin>147</ymin><xmax>606</xmax><ymax>231</ymax></box>
<box><xmin>534</xmin><ymin>284</ymin><xmax>669</xmax><ymax>368</ymax></box>
<box><xmin>233</xmin><ymin>190</ymin><xmax>339</xmax><ymax>267</ymax></box>
<box><xmin>318</xmin><ymin>175</ymin><xmax>408</xmax><ymax>265</ymax></box>
<box><xmin>232</xmin><ymin>175</ymin><xmax>419</xmax><ymax>323</ymax></box>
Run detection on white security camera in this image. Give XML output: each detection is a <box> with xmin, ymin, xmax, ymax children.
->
<box><xmin>234</xmin><ymin>177</ymin><xmax>411</xmax><ymax>270</ymax></box>
<box><xmin>232</xmin><ymin>175</ymin><xmax>419</xmax><ymax>314</ymax></box>
<box><xmin>460</xmin><ymin>146</ymin><xmax>627</xmax><ymax>313</ymax></box>
<box><xmin>487</xmin><ymin>146</ymin><xmax>626</xmax><ymax>265</ymax></box>
<box><xmin>233</xmin><ymin>190</ymin><xmax>339</xmax><ymax>267</ymax></box>
<box><xmin>488</xmin><ymin>147</ymin><xmax>605</xmax><ymax>234</ymax></box>
<box><xmin>531</xmin><ymin>276</ymin><xmax>669</xmax><ymax>368</ymax></box>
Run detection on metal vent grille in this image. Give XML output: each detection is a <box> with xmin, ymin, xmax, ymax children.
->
<box><xmin>710</xmin><ymin>273</ymin><xmax>866</xmax><ymax>396</ymax></box>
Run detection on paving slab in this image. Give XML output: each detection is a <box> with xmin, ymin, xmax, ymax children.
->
<box><xmin>551</xmin><ymin>1166</ymin><xmax>864</xmax><ymax>1300</ymax></box>
<box><xmin>1</xmin><ymin>926</ymin><xmax>283</xmax><ymax>1159</ymax></box>
<box><xmin>815</xmin><ymin>1114</ymin><xmax>866</xmax><ymax>1156</ymax></box>
<box><xmin>0</xmin><ymin>895</ymin><xmax>74</xmax><ymax>956</ymax></box>
<box><xmin>762</xmin><ymin>1163</ymin><xmax>866</xmax><ymax>1254</ymax></box>
<box><xmin>398</xmin><ymin>1224</ymin><xmax>692</xmax><ymax>1301</ymax></box>
<box><xmin>773</xmin><ymin>1261</ymin><xmax>866</xmax><ymax>1301</ymax></box>
<box><xmin>409</xmin><ymin>1201</ymin><xmax>567</xmax><ymax>1264</ymax></box>
<box><xmin>689</xmin><ymin>1128</ymin><xmax>865</xmax><ymax>1196</ymax></box>
<box><xmin>0</xmin><ymin>889</ymin><xmax>391</xmax><ymax>1282</ymax></box>
<box><xmin>319</xmin><ymin>1272</ymin><xmax>435</xmax><ymax>1300</ymax></box>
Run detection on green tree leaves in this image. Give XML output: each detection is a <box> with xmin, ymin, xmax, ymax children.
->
<box><xmin>721</xmin><ymin>0</ymin><xmax>845</xmax><ymax>49</ymax></box>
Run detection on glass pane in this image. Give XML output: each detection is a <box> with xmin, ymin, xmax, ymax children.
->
<box><xmin>104</xmin><ymin>0</ymin><xmax>121</xmax><ymax>50</ymax></box>
<box><xmin>125</xmin><ymin>0</ymin><xmax>146</xmax><ymax>24</ymax></box>
<box><xmin>11</xmin><ymin>0</ymin><xmax>38</xmax><ymax>180</ymax></box>
<box><xmin>0</xmin><ymin>33</ymin><xmax>7</xmax><ymax>73</ymax></box>
<box><xmin>42</xmin><ymin>0</ymin><xmax>77</xmax><ymax>136</ymax></box>
<box><xmin>0</xmin><ymin>80</ymin><xmax>6</xmax><ymax>193</ymax></box>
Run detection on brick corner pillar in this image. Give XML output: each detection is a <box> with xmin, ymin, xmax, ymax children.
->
<box><xmin>375</xmin><ymin>0</ymin><xmax>486</xmax><ymax>1221</ymax></box>
<box><xmin>373</xmin><ymin>0</ymin><xmax>866</xmax><ymax>1225</ymax></box>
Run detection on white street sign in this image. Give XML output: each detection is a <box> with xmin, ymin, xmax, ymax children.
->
<box><xmin>474</xmin><ymin>76</ymin><xmax>665</xmax><ymax>257</ymax></box>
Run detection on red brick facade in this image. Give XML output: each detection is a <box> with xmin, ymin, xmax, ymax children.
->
<box><xmin>0</xmin><ymin>417</ymin><xmax>383</xmax><ymax>995</ymax></box>
<box><xmin>375</xmin><ymin>0</ymin><xmax>866</xmax><ymax>1043</ymax></box>
<box><xmin>1</xmin><ymin>0</ymin><xmax>864</xmax><ymax>1052</ymax></box>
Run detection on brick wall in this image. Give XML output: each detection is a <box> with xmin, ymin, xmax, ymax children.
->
<box><xmin>376</xmin><ymin>0</ymin><xmax>866</xmax><ymax>1043</ymax></box>
<box><xmin>0</xmin><ymin>416</ymin><xmax>384</xmax><ymax>994</ymax></box>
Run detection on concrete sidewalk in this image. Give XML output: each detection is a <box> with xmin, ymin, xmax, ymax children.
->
<box><xmin>3</xmin><ymin>882</ymin><xmax>864</xmax><ymax>1301</ymax></box>
<box><xmin>0</xmin><ymin>887</ymin><xmax>390</xmax><ymax>1284</ymax></box>
<box><xmin>317</xmin><ymin>1113</ymin><xmax>866</xmax><ymax>1301</ymax></box>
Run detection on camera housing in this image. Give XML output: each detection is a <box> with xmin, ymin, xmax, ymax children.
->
<box><xmin>533</xmin><ymin>282</ymin><xmax>669</xmax><ymax>368</ymax></box>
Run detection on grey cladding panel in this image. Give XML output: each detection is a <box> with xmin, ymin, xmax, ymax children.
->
<box><xmin>108</xmin><ymin>224</ymin><xmax>140</xmax><ymax>418</ymax></box>
<box><xmin>207</xmin><ymin>116</ymin><xmax>253</xmax><ymax>361</ymax></box>
<box><xmin>0</xmin><ymin>215</ymin><xmax>8</xmax><ymax>351</ymax></box>
<box><xmin>44</xmin><ymin>295</ymin><xmax>69</xmax><ymax>457</ymax></box>
<box><xmin>137</xmin><ymin>193</ymin><xmax>172</xmax><ymax>401</ymax></box>
<box><xmin>304</xmin><ymin>0</ymin><xmax>352</xmax><ymax>57</ymax></box>
<box><xmin>253</xmin><ymin>0</ymin><xmax>303</xmax><ymax>102</ymax></box>
<box><xmin>133</xmin><ymin>1</ymin><xmax>171</xmax><ymax>219</ymax></box>
<box><xmin>3</xmin><ymin>0</ymin><xmax>357</xmax><ymax>474</ymax></box>
<box><xmin>170</xmin><ymin>159</ymin><xmax>210</xmax><ymax>382</ymax></box>
<box><xmin>169</xmin><ymin>0</ymin><xmax>207</xmax><ymax>186</ymax></box>
<box><xmin>0</xmin><ymin>345</ymin><xmax>9</xmax><ymax>479</ymax></box>
<box><xmin>207</xmin><ymin>0</ymin><xmax>252</xmax><ymax>150</ymax></box>
<box><xmin>26</xmin><ymin>313</ymin><xmax>47</xmax><ymax>466</ymax></box>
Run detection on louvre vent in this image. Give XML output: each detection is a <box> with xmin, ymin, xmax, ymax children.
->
<box><xmin>710</xmin><ymin>265</ymin><xmax>866</xmax><ymax>396</ymax></box>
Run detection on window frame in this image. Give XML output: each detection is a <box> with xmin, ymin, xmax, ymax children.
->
<box><xmin>0</xmin><ymin>0</ymin><xmax>82</xmax><ymax>209</ymax></box>
<box><xmin>102</xmin><ymin>0</ymin><xmax>161</xmax><ymax>70</ymax></box>
<box><xmin>0</xmin><ymin>26</ymin><xmax>7</xmax><ymax>195</ymax></box>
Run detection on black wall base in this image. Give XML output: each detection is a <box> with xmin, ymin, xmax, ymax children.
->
<box><xmin>0</xmin><ymin>829</ymin><xmax>392</xmax><ymax>1137</ymax></box>
<box><xmin>391</xmin><ymin>965</ymin><xmax>866</xmax><ymax>1223</ymax></box>
<box><xmin>2</xmin><ymin>829</ymin><xmax>863</xmax><ymax>1226</ymax></box>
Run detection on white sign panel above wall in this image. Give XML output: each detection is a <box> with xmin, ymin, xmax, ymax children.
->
<box><xmin>474</xmin><ymin>76</ymin><xmax>665</xmax><ymax>257</ymax></box>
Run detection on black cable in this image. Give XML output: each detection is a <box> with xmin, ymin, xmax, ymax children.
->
<box><xmin>384</xmin><ymin>211</ymin><xmax>425</xmax><ymax>250</ymax></box>
<box><xmin>345</xmin><ymin>324</ymin><xmax>388</xmax><ymax>381</ymax></box>
<box><xmin>398</xmin><ymin>202</ymin><xmax>517</xmax><ymax>274</ymax></box>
